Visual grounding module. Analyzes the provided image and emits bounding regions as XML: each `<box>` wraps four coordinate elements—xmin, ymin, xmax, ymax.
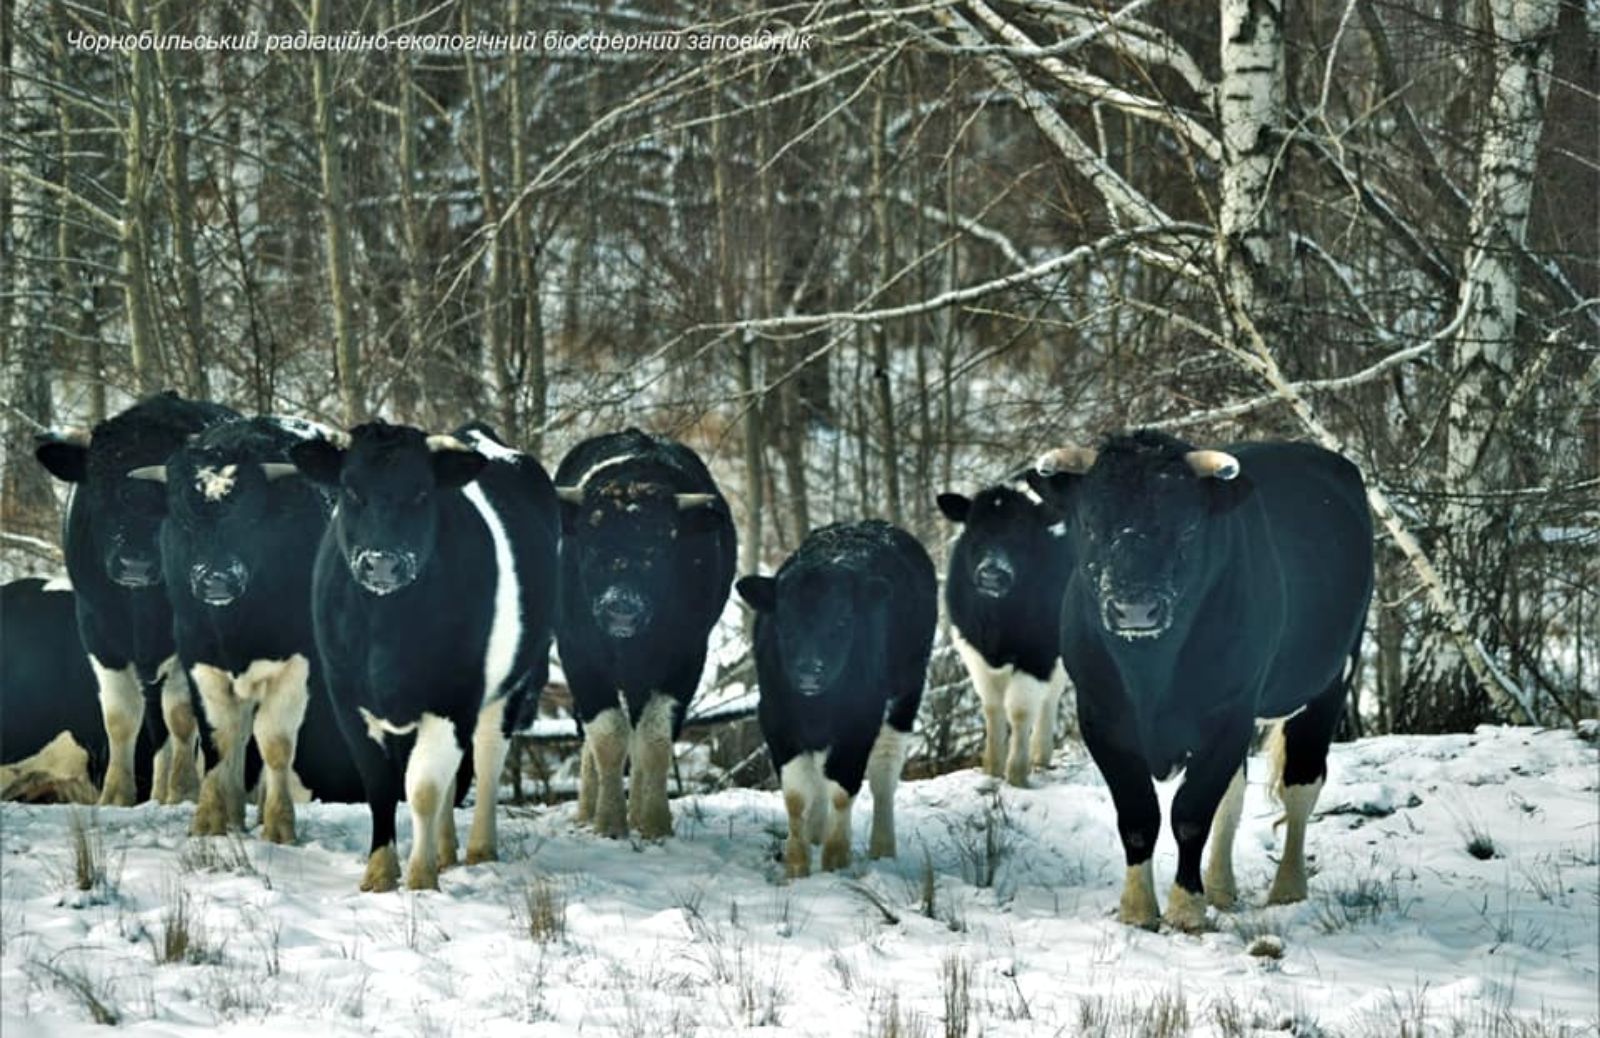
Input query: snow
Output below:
<box><xmin>2</xmin><ymin>725</ymin><xmax>1595</xmax><ymax>1036</ymax></box>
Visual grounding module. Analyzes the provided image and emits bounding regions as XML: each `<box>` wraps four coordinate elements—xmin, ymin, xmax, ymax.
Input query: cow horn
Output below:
<box><xmin>126</xmin><ymin>465</ymin><xmax>167</xmax><ymax>483</ymax></box>
<box><xmin>675</xmin><ymin>493</ymin><xmax>716</xmax><ymax>510</ymax></box>
<box><xmin>259</xmin><ymin>463</ymin><xmax>300</xmax><ymax>481</ymax></box>
<box><xmin>1035</xmin><ymin>446</ymin><xmax>1098</xmax><ymax>476</ymax></box>
<box><xmin>1184</xmin><ymin>450</ymin><xmax>1240</xmax><ymax>480</ymax></box>
<box><xmin>425</xmin><ymin>434</ymin><xmax>471</xmax><ymax>453</ymax></box>
<box><xmin>555</xmin><ymin>485</ymin><xmax>584</xmax><ymax>504</ymax></box>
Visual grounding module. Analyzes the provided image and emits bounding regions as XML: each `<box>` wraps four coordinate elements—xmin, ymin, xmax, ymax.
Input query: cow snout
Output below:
<box><xmin>351</xmin><ymin>549</ymin><xmax>417</xmax><ymax>596</ymax></box>
<box><xmin>190</xmin><ymin>559</ymin><xmax>248</xmax><ymax>606</ymax></box>
<box><xmin>1104</xmin><ymin>594</ymin><xmax>1169</xmax><ymax>636</ymax></box>
<box><xmin>109</xmin><ymin>552</ymin><xmax>161</xmax><ymax>588</ymax></box>
<box><xmin>595</xmin><ymin>587</ymin><xmax>650</xmax><ymax>638</ymax></box>
<box><xmin>791</xmin><ymin>657</ymin><xmax>828</xmax><ymax>696</ymax></box>
<box><xmin>972</xmin><ymin>552</ymin><xmax>1015</xmax><ymax>597</ymax></box>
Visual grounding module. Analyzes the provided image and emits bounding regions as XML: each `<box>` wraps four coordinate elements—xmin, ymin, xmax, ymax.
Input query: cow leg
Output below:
<box><xmin>779</xmin><ymin>752</ymin><xmax>824</xmax><ymax>878</ymax></box>
<box><xmin>90</xmin><ymin>659</ymin><xmax>143</xmax><ymax>806</ymax></box>
<box><xmin>158</xmin><ymin>658</ymin><xmax>202</xmax><ymax>804</ymax></box>
<box><xmin>1267</xmin><ymin>682</ymin><xmax>1345</xmax><ymax>905</ymax></box>
<box><xmin>821</xmin><ymin>746</ymin><xmax>870</xmax><ymax>873</ymax></box>
<box><xmin>575</xmin><ymin>740</ymin><xmax>597</xmax><ymax>824</ymax></box>
<box><xmin>628</xmin><ymin>694</ymin><xmax>677</xmax><ymax>840</ymax></box>
<box><xmin>191</xmin><ymin>664</ymin><xmax>251</xmax><ymax>835</ymax></box>
<box><xmin>466</xmin><ymin>697</ymin><xmax>508</xmax><ymax>864</ymax></box>
<box><xmin>344</xmin><ymin>727</ymin><xmax>401</xmax><ymax>894</ymax></box>
<box><xmin>1203</xmin><ymin>765</ymin><xmax>1246</xmax><ymax>909</ymax></box>
<box><xmin>436</xmin><ymin>780</ymin><xmax>459</xmax><ymax>870</ymax></box>
<box><xmin>404</xmin><ymin>713</ymin><xmax>464</xmax><ymax>890</ymax></box>
<box><xmin>866</xmin><ymin>724</ymin><xmax>907</xmax><ymax>859</ymax></box>
<box><xmin>584</xmin><ymin>707</ymin><xmax>631</xmax><ymax>838</ymax></box>
<box><xmin>1030</xmin><ymin>661</ymin><xmax>1067</xmax><ymax>769</ymax></box>
<box><xmin>953</xmin><ymin>633</ymin><xmax>1007</xmax><ymax>779</ymax></box>
<box><xmin>1003</xmin><ymin>670</ymin><xmax>1054</xmax><ymax>788</ymax></box>
<box><xmin>1081</xmin><ymin>701</ymin><xmax>1162</xmax><ymax>929</ymax></box>
<box><xmin>251</xmin><ymin>656</ymin><xmax>310</xmax><ymax>845</ymax></box>
<box><xmin>1166</xmin><ymin>723</ymin><xmax>1252</xmax><ymax>933</ymax></box>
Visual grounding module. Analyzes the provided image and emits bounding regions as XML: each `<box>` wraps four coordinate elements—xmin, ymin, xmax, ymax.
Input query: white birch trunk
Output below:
<box><xmin>1218</xmin><ymin>0</ymin><xmax>1286</xmax><ymax>328</ymax></box>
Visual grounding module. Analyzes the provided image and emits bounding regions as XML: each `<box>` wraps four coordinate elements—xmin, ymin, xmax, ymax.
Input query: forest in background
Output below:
<box><xmin>1</xmin><ymin>0</ymin><xmax>1595</xmax><ymax>745</ymax></box>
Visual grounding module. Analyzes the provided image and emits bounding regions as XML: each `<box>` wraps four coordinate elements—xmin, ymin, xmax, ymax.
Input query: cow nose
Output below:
<box><xmin>353</xmin><ymin>550</ymin><xmax>414</xmax><ymax>594</ymax></box>
<box><xmin>111</xmin><ymin>553</ymin><xmax>160</xmax><ymax>588</ymax></box>
<box><xmin>1108</xmin><ymin>595</ymin><xmax>1167</xmax><ymax>632</ymax></box>
<box><xmin>793</xmin><ymin>658</ymin><xmax>827</xmax><ymax>695</ymax></box>
<box><xmin>973</xmin><ymin>554</ymin><xmax>1014</xmax><ymax>597</ymax></box>
<box><xmin>597</xmin><ymin>588</ymin><xmax>649</xmax><ymax>637</ymax></box>
<box><xmin>190</xmin><ymin>561</ymin><xmax>246</xmax><ymax>606</ymax></box>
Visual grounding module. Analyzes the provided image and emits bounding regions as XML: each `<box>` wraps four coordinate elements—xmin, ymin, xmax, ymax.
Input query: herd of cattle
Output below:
<box><xmin>1</xmin><ymin>392</ymin><xmax>1373</xmax><ymax>932</ymax></box>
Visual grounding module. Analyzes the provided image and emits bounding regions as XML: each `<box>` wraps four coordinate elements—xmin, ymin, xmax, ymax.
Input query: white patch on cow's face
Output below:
<box><xmin>42</xmin><ymin>574</ymin><xmax>73</xmax><ymax>592</ymax></box>
<box><xmin>1049</xmin><ymin>521</ymin><xmax>1068</xmax><ymax>538</ymax></box>
<box><xmin>462</xmin><ymin>482</ymin><xmax>523</xmax><ymax>706</ymax></box>
<box><xmin>269</xmin><ymin>415</ymin><xmax>342</xmax><ymax>443</ymax></box>
<box><xmin>359</xmin><ymin>707</ymin><xmax>419</xmax><ymax>747</ymax></box>
<box><xmin>195</xmin><ymin>464</ymin><xmax>239</xmax><ymax>501</ymax></box>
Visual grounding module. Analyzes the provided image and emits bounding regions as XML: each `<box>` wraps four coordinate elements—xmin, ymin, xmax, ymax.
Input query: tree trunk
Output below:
<box><xmin>463</xmin><ymin>0</ymin><xmax>515</xmax><ymax>438</ymax></box>
<box><xmin>870</xmin><ymin>83</ymin><xmax>902</xmax><ymax>526</ymax></box>
<box><xmin>121</xmin><ymin>0</ymin><xmax>162</xmax><ymax>394</ymax></box>
<box><xmin>509</xmin><ymin>0</ymin><xmax>546</xmax><ymax>455</ymax></box>
<box><xmin>310</xmin><ymin>0</ymin><xmax>361</xmax><ymax>424</ymax></box>
<box><xmin>153</xmin><ymin>3</ymin><xmax>206</xmax><ymax>399</ymax></box>
<box><xmin>1408</xmin><ymin>0</ymin><xmax>1560</xmax><ymax>728</ymax></box>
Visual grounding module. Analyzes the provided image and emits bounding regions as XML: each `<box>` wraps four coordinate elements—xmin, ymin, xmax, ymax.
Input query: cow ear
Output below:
<box><xmin>735</xmin><ymin>575</ymin><xmax>777</xmax><ymax>613</ymax></box>
<box><xmin>35</xmin><ymin>435</ymin><xmax>89</xmax><ymax>483</ymax></box>
<box><xmin>1207</xmin><ymin>473</ymin><xmax>1255</xmax><ymax>515</ymax></box>
<box><xmin>288</xmin><ymin>437</ymin><xmax>346</xmax><ymax>486</ymax></box>
<box><xmin>432</xmin><ymin>449</ymin><xmax>488</xmax><ymax>489</ymax></box>
<box><xmin>936</xmin><ymin>493</ymin><xmax>970</xmax><ymax>523</ymax></box>
<box><xmin>1024</xmin><ymin>470</ymin><xmax>1078</xmax><ymax>514</ymax></box>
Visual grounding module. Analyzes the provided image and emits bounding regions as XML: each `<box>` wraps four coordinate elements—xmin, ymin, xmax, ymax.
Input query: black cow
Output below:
<box><xmin>1028</xmin><ymin>430</ymin><xmax>1373</xmax><ymax>931</ymax></box>
<box><xmin>129</xmin><ymin>416</ymin><xmax>364</xmax><ymax>842</ymax></box>
<box><xmin>35</xmin><ymin>392</ymin><xmax>239</xmax><ymax>805</ymax></box>
<box><xmin>553</xmin><ymin>429</ymin><xmax>736</xmax><ymax>840</ymax></box>
<box><xmin>937</xmin><ymin>479</ymin><xmax>1072</xmax><ymax>787</ymax></box>
<box><xmin>291</xmin><ymin>420</ymin><xmax>559</xmax><ymax>891</ymax></box>
<box><xmin>736</xmin><ymin>520</ymin><xmax>936</xmax><ymax>878</ymax></box>
<box><xmin>0</xmin><ymin>577</ymin><xmax>156</xmax><ymax>797</ymax></box>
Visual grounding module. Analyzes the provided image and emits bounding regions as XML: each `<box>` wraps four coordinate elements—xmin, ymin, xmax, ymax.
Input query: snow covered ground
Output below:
<box><xmin>1</xmin><ymin>725</ymin><xmax>1595</xmax><ymax>1037</ymax></box>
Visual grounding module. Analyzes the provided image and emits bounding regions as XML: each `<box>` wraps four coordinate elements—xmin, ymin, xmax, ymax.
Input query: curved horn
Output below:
<box><xmin>259</xmin><ymin>463</ymin><xmax>301</xmax><ymax>482</ymax></box>
<box><xmin>555</xmin><ymin>485</ymin><xmax>584</xmax><ymax>505</ymax></box>
<box><xmin>425</xmin><ymin>434</ymin><xmax>471</xmax><ymax>453</ymax></box>
<box><xmin>1035</xmin><ymin>445</ymin><xmax>1098</xmax><ymax>476</ymax></box>
<box><xmin>126</xmin><ymin>465</ymin><xmax>167</xmax><ymax>483</ymax></box>
<box><xmin>675</xmin><ymin>493</ymin><xmax>716</xmax><ymax>510</ymax></box>
<box><xmin>1184</xmin><ymin>450</ymin><xmax>1240</xmax><ymax>480</ymax></box>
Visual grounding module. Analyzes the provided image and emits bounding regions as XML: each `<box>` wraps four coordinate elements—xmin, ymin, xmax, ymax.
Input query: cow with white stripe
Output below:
<box><xmin>290</xmin><ymin>420</ymin><xmax>559</xmax><ymax>891</ymax></box>
<box><xmin>128</xmin><ymin>416</ymin><xmax>363</xmax><ymax>842</ymax></box>
<box><xmin>553</xmin><ymin>429</ymin><xmax>736</xmax><ymax>840</ymax></box>
<box><xmin>34</xmin><ymin>392</ymin><xmax>239</xmax><ymax>805</ymax></box>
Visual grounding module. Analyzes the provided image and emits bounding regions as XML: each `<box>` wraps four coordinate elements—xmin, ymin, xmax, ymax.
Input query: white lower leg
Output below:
<box><xmin>405</xmin><ymin>713</ymin><xmax>463</xmax><ymax>890</ymax></box>
<box><xmin>466</xmin><ymin>698</ymin><xmax>508</xmax><ymax>864</ymax></box>
<box><xmin>191</xmin><ymin>664</ymin><xmax>250</xmax><ymax>834</ymax></box>
<box><xmin>1205</xmin><ymin>766</ymin><xmax>1246</xmax><ymax>909</ymax></box>
<box><xmin>159</xmin><ymin>658</ymin><xmax>201</xmax><ymax>803</ymax></box>
<box><xmin>820</xmin><ymin>780</ymin><xmax>854</xmax><ymax>872</ymax></box>
<box><xmin>1268</xmin><ymin>779</ymin><xmax>1322</xmax><ymax>904</ymax></box>
<box><xmin>1120</xmin><ymin>860</ymin><xmax>1160</xmax><ymax>930</ymax></box>
<box><xmin>780</xmin><ymin>753</ymin><xmax>824</xmax><ymax>878</ymax></box>
<box><xmin>91</xmin><ymin>660</ymin><xmax>143</xmax><ymax>806</ymax></box>
<box><xmin>628</xmin><ymin>695</ymin><xmax>676</xmax><ymax>839</ymax></box>
<box><xmin>1003</xmin><ymin>671</ymin><xmax>1052</xmax><ymax>787</ymax></box>
<box><xmin>576</xmin><ymin>740</ymin><xmax>597</xmax><ymax>823</ymax></box>
<box><xmin>954</xmin><ymin>632</ymin><xmax>1007</xmax><ymax>779</ymax></box>
<box><xmin>1030</xmin><ymin>663</ymin><xmax>1067</xmax><ymax>768</ymax></box>
<box><xmin>866</xmin><ymin>726</ymin><xmax>905</xmax><ymax>859</ymax></box>
<box><xmin>250</xmin><ymin>656</ymin><xmax>309</xmax><ymax>845</ymax></box>
<box><xmin>585</xmin><ymin>707</ymin><xmax>631</xmax><ymax>838</ymax></box>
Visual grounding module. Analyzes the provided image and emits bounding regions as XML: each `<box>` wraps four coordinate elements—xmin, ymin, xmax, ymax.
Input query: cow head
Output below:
<box><xmin>1027</xmin><ymin>430</ymin><xmax>1250</xmax><ymax>641</ymax></box>
<box><xmin>35</xmin><ymin>400</ymin><xmax>217</xmax><ymax>590</ymax></box>
<box><xmin>128</xmin><ymin>430</ymin><xmax>304</xmax><ymax>608</ymax></box>
<box><xmin>736</xmin><ymin>567</ymin><xmax>891</xmax><ymax>697</ymax></box>
<box><xmin>289</xmin><ymin>421</ymin><xmax>486</xmax><ymax>596</ymax></box>
<box><xmin>555</xmin><ymin>479</ymin><xmax>722</xmax><ymax>640</ymax></box>
<box><xmin>936</xmin><ymin>484</ymin><xmax>1063</xmax><ymax>600</ymax></box>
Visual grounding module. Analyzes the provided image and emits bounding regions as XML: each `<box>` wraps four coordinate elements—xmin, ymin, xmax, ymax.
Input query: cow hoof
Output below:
<box><xmin>784</xmin><ymin>838</ymin><xmax>811</xmax><ymax>879</ymax></box>
<box><xmin>99</xmin><ymin>770</ymin><xmax>137</xmax><ymax>807</ymax></box>
<box><xmin>820</xmin><ymin>840</ymin><xmax>851</xmax><ymax>872</ymax></box>
<box><xmin>594</xmin><ymin>814</ymin><xmax>628</xmax><ymax>840</ymax></box>
<box><xmin>1005</xmin><ymin>768</ymin><xmax>1031</xmax><ymax>789</ymax></box>
<box><xmin>867</xmin><ymin>836</ymin><xmax>896</xmax><ymax>860</ymax></box>
<box><xmin>1162</xmin><ymin>884</ymin><xmax>1212</xmax><ymax>933</ymax></box>
<box><xmin>1207</xmin><ymin>885</ymin><xmax>1237</xmax><ymax>911</ymax></box>
<box><xmin>360</xmin><ymin>845</ymin><xmax>401</xmax><ymax>893</ymax></box>
<box><xmin>437</xmin><ymin>841</ymin><xmax>458</xmax><ymax>870</ymax></box>
<box><xmin>465</xmin><ymin>844</ymin><xmax>496</xmax><ymax>866</ymax></box>
<box><xmin>636</xmin><ymin>807</ymin><xmax>673</xmax><ymax>841</ymax></box>
<box><xmin>406</xmin><ymin>864</ymin><xmax>440</xmax><ymax>891</ymax></box>
<box><xmin>1266</xmin><ymin>879</ymin><xmax>1307</xmax><ymax>906</ymax></box>
<box><xmin>260</xmin><ymin>809</ymin><xmax>295</xmax><ymax>845</ymax></box>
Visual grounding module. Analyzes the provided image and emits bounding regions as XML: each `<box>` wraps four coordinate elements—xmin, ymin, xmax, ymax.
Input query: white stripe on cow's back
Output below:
<box><xmin>462</xmin><ymin>480</ymin><xmax>522</xmax><ymax>706</ymax></box>
<box><xmin>460</xmin><ymin>427</ymin><xmax>521</xmax><ymax>464</ymax></box>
